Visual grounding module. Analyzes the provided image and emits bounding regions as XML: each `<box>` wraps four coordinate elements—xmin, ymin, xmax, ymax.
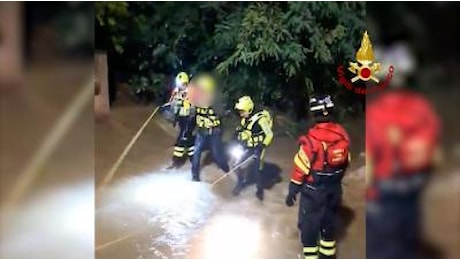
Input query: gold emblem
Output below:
<box><xmin>348</xmin><ymin>31</ymin><xmax>381</xmax><ymax>83</ymax></box>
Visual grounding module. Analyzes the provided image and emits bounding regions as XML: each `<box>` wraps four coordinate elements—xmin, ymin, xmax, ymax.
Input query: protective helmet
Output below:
<box><xmin>194</xmin><ymin>74</ymin><xmax>215</xmax><ymax>93</ymax></box>
<box><xmin>309</xmin><ymin>94</ymin><xmax>334</xmax><ymax>114</ymax></box>
<box><xmin>175</xmin><ymin>72</ymin><xmax>189</xmax><ymax>87</ymax></box>
<box><xmin>235</xmin><ymin>96</ymin><xmax>254</xmax><ymax>113</ymax></box>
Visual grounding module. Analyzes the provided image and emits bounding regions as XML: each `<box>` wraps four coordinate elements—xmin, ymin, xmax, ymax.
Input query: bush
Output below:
<box><xmin>96</xmin><ymin>2</ymin><xmax>366</xmax><ymax>119</ymax></box>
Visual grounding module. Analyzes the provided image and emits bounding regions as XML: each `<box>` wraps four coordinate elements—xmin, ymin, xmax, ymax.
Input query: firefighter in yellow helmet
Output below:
<box><xmin>232</xmin><ymin>96</ymin><xmax>273</xmax><ymax>200</ymax></box>
<box><xmin>166</xmin><ymin>71</ymin><xmax>196</xmax><ymax>169</ymax></box>
<box><xmin>190</xmin><ymin>74</ymin><xmax>229</xmax><ymax>181</ymax></box>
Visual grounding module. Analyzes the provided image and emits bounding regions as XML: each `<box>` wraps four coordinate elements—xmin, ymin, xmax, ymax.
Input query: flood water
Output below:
<box><xmin>95</xmin><ymin>103</ymin><xmax>366</xmax><ymax>259</ymax></box>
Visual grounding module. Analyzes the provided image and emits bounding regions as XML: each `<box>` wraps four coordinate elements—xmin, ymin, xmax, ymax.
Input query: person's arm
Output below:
<box><xmin>286</xmin><ymin>144</ymin><xmax>312</xmax><ymax>206</ymax></box>
<box><xmin>291</xmin><ymin>145</ymin><xmax>311</xmax><ymax>184</ymax></box>
<box><xmin>168</xmin><ymin>86</ymin><xmax>179</xmax><ymax>104</ymax></box>
<box><xmin>258</xmin><ymin>117</ymin><xmax>273</xmax><ymax>147</ymax></box>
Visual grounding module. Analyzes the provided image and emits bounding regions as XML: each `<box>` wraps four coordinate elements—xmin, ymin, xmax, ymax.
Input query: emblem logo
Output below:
<box><xmin>337</xmin><ymin>31</ymin><xmax>394</xmax><ymax>95</ymax></box>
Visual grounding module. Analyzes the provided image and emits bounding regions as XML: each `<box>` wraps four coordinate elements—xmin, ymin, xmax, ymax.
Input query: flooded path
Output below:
<box><xmin>95</xmin><ymin>102</ymin><xmax>366</xmax><ymax>259</ymax></box>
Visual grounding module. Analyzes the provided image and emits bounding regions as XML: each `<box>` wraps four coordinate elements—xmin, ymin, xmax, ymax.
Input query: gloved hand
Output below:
<box><xmin>285</xmin><ymin>194</ymin><xmax>297</xmax><ymax>207</ymax></box>
<box><xmin>159</xmin><ymin>103</ymin><xmax>170</xmax><ymax>113</ymax></box>
<box><xmin>285</xmin><ymin>182</ymin><xmax>301</xmax><ymax>206</ymax></box>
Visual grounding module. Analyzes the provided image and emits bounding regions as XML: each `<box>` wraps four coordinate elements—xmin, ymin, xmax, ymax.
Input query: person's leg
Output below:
<box><xmin>254</xmin><ymin>147</ymin><xmax>265</xmax><ymax>200</ymax></box>
<box><xmin>232</xmin><ymin>152</ymin><xmax>253</xmax><ymax>196</ymax></box>
<box><xmin>185</xmin><ymin>117</ymin><xmax>196</xmax><ymax>162</ymax></box>
<box><xmin>168</xmin><ymin>118</ymin><xmax>187</xmax><ymax>169</ymax></box>
<box><xmin>319</xmin><ymin>189</ymin><xmax>341</xmax><ymax>259</ymax></box>
<box><xmin>366</xmin><ymin>201</ymin><xmax>402</xmax><ymax>258</ymax></box>
<box><xmin>298</xmin><ymin>189</ymin><xmax>325</xmax><ymax>259</ymax></box>
<box><xmin>191</xmin><ymin>132</ymin><xmax>206</xmax><ymax>181</ymax></box>
<box><xmin>210</xmin><ymin>129</ymin><xmax>229</xmax><ymax>173</ymax></box>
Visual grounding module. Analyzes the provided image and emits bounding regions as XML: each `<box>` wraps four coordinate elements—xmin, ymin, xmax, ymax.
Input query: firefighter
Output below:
<box><xmin>232</xmin><ymin>96</ymin><xmax>273</xmax><ymax>200</ymax></box>
<box><xmin>285</xmin><ymin>94</ymin><xmax>350</xmax><ymax>259</ymax></box>
<box><xmin>190</xmin><ymin>74</ymin><xmax>229</xmax><ymax>182</ymax></box>
<box><xmin>166</xmin><ymin>72</ymin><xmax>196</xmax><ymax>169</ymax></box>
<box><xmin>366</xmin><ymin>90</ymin><xmax>440</xmax><ymax>258</ymax></box>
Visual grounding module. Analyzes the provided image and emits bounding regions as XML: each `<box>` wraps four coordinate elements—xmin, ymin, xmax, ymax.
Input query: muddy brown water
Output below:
<box><xmin>95</xmin><ymin>91</ymin><xmax>460</xmax><ymax>258</ymax></box>
<box><xmin>0</xmin><ymin>62</ymin><xmax>94</xmax><ymax>258</ymax></box>
<box><xmin>95</xmin><ymin>102</ymin><xmax>366</xmax><ymax>259</ymax></box>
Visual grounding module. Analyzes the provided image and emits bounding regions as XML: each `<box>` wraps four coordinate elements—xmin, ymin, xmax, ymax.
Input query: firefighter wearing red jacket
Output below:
<box><xmin>366</xmin><ymin>90</ymin><xmax>440</xmax><ymax>258</ymax></box>
<box><xmin>285</xmin><ymin>94</ymin><xmax>350</xmax><ymax>259</ymax></box>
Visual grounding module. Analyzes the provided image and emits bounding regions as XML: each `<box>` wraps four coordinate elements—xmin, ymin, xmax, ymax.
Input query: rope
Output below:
<box><xmin>98</xmin><ymin>105</ymin><xmax>164</xmax><ymax>190</ymax></box>
<box><xmin>210</xmin><ymin>154</ymin><xmax>254</xmax><ymax>186</ymax></box>
<box><xmin>2</xmin><ymin>78</ymin><xmax>94</xmax><ymax>209</ymax></box>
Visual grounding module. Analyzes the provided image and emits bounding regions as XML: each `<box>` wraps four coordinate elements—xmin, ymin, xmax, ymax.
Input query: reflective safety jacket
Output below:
<box><xmin>171</xmin><ymin>88</ymin><xmax>193</xmax><ymax>117</ymax></box>
<box><xmin>195</xmin><ymin>106</ymin><xmax>221</xmax><ymax>129</ymax></box>
<box><xmin>237</xmin><ymin>110</ymin><xmax>274</xmax><ymax>148</ymax></box>
<box><xmin>290</xmin><ymin>122</ymin><xmax>350</xmax><ymax>187</ymax></box>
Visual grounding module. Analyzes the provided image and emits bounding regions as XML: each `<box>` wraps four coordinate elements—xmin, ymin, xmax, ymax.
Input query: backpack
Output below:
<box><xmin>304</xmin><ymin>124</ymin><xmax>350</xmax><ymax>170</ymax></box>
<box><xmin>321</xmin><ymin>137</ymin><xmax>349</xmax><ymax>167</ymax></box>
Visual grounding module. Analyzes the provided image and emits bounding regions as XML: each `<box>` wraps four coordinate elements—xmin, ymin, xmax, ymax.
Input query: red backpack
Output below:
<box><xmin>301</xmin><ymin>123</ymin><xmax>350</xmax><ymax>171</ymax></box>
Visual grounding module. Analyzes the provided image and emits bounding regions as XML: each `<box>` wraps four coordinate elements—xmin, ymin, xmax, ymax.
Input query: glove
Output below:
<box><xmin>285</xmin><ymin>182</ymin><xmax>301</xmax><ymax>207</ymax></box>
<box><xmin>159</xmin><ymin>103</ymin><xmax>170</xmax><ymax>112</ymax></box>
<box><xmin>285</xmin><ymin>194</ymin><xmax>297</xmax><ymax>207</ymax></box>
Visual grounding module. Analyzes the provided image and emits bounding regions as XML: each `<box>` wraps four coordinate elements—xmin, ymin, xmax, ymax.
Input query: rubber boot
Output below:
<box><xmin>256</xmin><ymin>188</ymin><xmax>264</xmax><ymax>201</ymax></box>
<box><xmin>232</xmin><ymin>172</ymin><xmax>246</xmax><ymax>196</ymax></box>
<box><xmin>166</xmin><ymin>161</ymin><xmax>178</xmax><ymax>169</ymax></box>
<box><xmin>166</xmin><ymin>157</ymin><xmax>181</xmax><ymax>169</ymax></box>
<box><xmin>192</xmin><ymin>174</ymin><xmax>201</xmax><ymax>182</ymax></box>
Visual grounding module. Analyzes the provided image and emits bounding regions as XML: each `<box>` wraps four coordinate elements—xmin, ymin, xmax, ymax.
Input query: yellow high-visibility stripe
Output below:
<box><xmin>320</xmin><ymin>240</ymin><xmax>336</xmax><ymax>247</ymax></box>
<box><xmin>290</xmin><ymin>179</ymin><xmax>302</xmax><ymax>185</ymax></box>
<box><xmin>174</xmin><ymin>146</ymin><xmax>185</xmax><ymax>151</ymax></box>
<box><xmin>303</xmin><ymin>246</ymin><xmax>318</xmax><ymax>253</ymax></box>
<box><xmin>257</xmin><ymin>148</ymin><xmax>266</xmax><ymax>171</ymax></box>
<box><xmin>304</xmin><ymin>255</ymin><xmax>318</xmax><ymax>259</ymax></box>
<box><xmin>298</xmin><ymin>148</ymin><xmax>310</xmax><ymax>166</ymax></box>
<box><xmin>294</xmin><ymin>153</ymin><xmax>309</xmax><ymax>174</ymax></box>
<box><xmin>319</xmin><ymin>247</ymin><xmax>336</xmax><ymax>256</ymax></box>
<box><xmin>173</xmin><ymin>151</ymin><xmax>184</xmax><ymax>157</ymax></box>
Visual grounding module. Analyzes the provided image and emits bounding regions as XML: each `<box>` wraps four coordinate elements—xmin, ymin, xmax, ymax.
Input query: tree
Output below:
<box><xmin>95</xmin><ymin>2</ymin><xmax>366</xmax><ymax>119</ymax></box>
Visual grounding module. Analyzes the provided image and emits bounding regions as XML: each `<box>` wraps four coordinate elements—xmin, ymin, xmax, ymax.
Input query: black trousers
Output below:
<box><xmin>366</xmin><ymin>196</ymin><xmax>422</xmax><ymax>258</ymax></box>
<box><xmin>366</xmin><ymin>173</ymin><xmax>428</xmax><ymax>258</ymax></box>
<box><xmin>235</xmin><ymin>147</ymin><xmax>265</xmax><ymax>192</ymax></box>
<box><xmin>298</xmin><ymin>185</ymin><xmax>341</xmax><ymax>258</ymax></box>
<box><xmin>172</xmin><ymin>116</ymin><xmax>195</xmax><ymax>161</ymax></box>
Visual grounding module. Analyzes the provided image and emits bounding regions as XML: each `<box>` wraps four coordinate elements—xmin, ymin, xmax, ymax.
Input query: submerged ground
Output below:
<box><xmin>94</xmin><ymin>95</ymin><xmax>367</xmax><ymax>259</ymax></box>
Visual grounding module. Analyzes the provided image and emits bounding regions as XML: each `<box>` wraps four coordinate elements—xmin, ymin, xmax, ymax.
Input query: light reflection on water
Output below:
<box><xmin>201</xmin><ymin>214</ymin><xmax>261</xmax><ymax>259</ymax></box>
<box><xmin>1</xmin><ymin>181</ymin><xmax>94</xmax><ymax>258</ymax></box>
<box><xmin>98</xmin><ymin>168</ymin><xmax>218</xmax><ymax>258</ymax></box>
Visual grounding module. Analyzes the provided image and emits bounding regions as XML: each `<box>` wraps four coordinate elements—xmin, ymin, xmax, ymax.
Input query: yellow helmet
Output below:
<box><xmin>235</xmin><ymin>96</ymin><xmax>254</xmax><ymax>113</ymax></box>
<box><xmin>176</xmin><ymin>72</ymin><xmax>189</xmax><ymax>86</ymax></box>
<box><xmin>194</xmin><ymin>74</ymin><xmax>215</xmax><ymax>93</ymax></box>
